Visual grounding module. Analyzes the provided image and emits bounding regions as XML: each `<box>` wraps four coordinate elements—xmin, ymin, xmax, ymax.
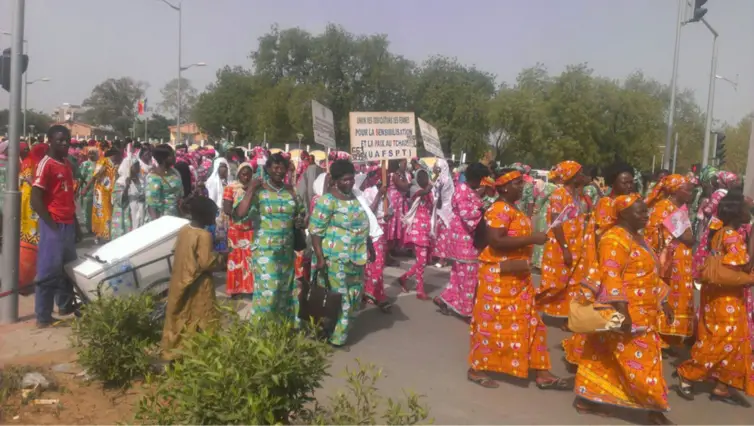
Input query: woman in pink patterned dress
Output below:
<box><xmin>431</xmin><ymin>158</ymin><xmax>455</xmax><ymax>267</ymax></box>
<box><xmin>399</xmin><ymin>169</ymin><xmax>434</xmax><ymax>299</ymax></box>
<box><xmin>434</xmin><ymin>163</ymin><xmax>491</xmax><ymax>319</ymax></box>
<box><xmin>360</xmin><ymin>167</ymin><xmax>390</xmax><ymax>309</ymax></box>
<box><xmin>386</xmin><ymin>159</ymin><xmax>411</xmax><ymax>258</ymax></box>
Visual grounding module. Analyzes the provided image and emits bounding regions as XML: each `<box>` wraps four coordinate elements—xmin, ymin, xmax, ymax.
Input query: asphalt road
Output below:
<box><xmin>75</xmin><ymin>241</ymin><xmax>752</xmax><ymax>424</ymax></box>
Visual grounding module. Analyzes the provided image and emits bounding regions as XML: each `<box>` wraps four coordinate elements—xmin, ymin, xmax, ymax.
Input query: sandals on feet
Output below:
<box><xmin>467</xmin><ymin>371</ymin><xmax>499</xmax><ymax>389</ymax></box>
<box><xmin>573</xmin><ymin>400</ymin><xmax>610</xmax><ymax>418</ymax></box>
<box><xmin>674</xmin><ymin>372</ymin><xmax>694</xmax><ymax>401</ymax></box>
<box><xmin>433</xmin><ymin>296</ymin><xmax>450</xmax><ymax>315</ymax></box>
<box><xmin>536</xmin><ymin>377</ymin><xmax>573</xmax><ymax>391</ymax></box>
<box><xmin>710</xmin><ymin>389</ymin><xmax>752</xmax><ymax>408</ymax></box>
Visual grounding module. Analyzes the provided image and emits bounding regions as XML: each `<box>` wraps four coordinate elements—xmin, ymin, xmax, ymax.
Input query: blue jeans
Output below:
<box><xmin>34</xmin><ymin>221</ymin><xmax>78</xmax><ymax>324</ymax></box>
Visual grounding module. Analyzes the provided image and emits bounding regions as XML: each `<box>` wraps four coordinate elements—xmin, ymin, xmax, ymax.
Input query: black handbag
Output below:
<box><xmin>299</xmin><ymin>267</ymin><xmax>342</xmax><ymax>326</ymax></box>
<box><xmin>293</xmin><ymin>227</ymin><xmax>307</xmax><ymax>252</ymax></box>
<box><xmin>473</xmin><ymin>217</ymin><xmax>488</xmax><ymax>250</ymax></box>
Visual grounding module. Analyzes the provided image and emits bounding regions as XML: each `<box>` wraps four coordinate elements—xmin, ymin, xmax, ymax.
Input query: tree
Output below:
<box><xmin>0</xmin><ymin>108</ymin><xmax>53</xmax><ymax>136</ymax></box>
<box><xmin>718</xmin><ymin>114</ymin><xmax>753</xmax><ymax>174</ymax></box>
<box><xmin>159</xmin><ymin>77</ymin><xmax>198</xmax><ymax>123</ymax></box>
<box><xmin>411</xmin><ymin>55</ymin><xmax>496</xmax><ymax>158</ymax></box>
<box><xmin>81</xmin><ymin>77</ymin><xmax>147</xmax><ymax>136</ymax></box>
<box><xmin>133</xmin><ymin>113</ymin><xmax>173</xmax><ymax>142</ymax></box>
<box><xmin>192</xmin><ymin>66</ymin><xmax>261</xmax><ymax>141</ymax></box>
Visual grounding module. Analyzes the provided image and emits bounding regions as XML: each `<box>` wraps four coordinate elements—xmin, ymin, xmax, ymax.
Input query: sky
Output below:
<box><xmin>0</xmin><ymin>0</ymin><xmax>752</xmax><ymax>127</ymax></box>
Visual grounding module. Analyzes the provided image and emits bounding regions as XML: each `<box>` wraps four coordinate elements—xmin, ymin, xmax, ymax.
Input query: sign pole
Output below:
<box><xmin>382</xmin><ymin>160</ymin><xmax>388</xmax><ymax>214</ymax></box>
<box><xmin>1</xmin><ymin>0</ymin><xmax>26</xmax><ymax>324</ymax></box>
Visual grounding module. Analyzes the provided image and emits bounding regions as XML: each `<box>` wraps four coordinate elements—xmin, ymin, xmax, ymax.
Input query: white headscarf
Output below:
<box><xmin>432</xmin><ymin>158</ymin><xmax>455</xmax><ymax>228</ymax></box>
<box><xmin>352</xmin><ymin>173</ymin><xmax>383</xmax><ymax>240</ymax></box>
<box><xmin>206</xmin><ymin>157</ymin><xmax>229</xmax><ymax>207</ymax></box>
<box><xmin>116</xmin><ymin>147</ymin><xmax>135</xmax><ymax>186</ymax></box>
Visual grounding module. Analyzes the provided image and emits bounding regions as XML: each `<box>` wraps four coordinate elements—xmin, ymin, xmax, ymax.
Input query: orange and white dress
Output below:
<box><xmin>677</xmin><ymin>227</ymin><xmax>754</xmax><ymax>396</ymax></box>
<box><xmin>574</xmin><ymin>226</ymin><xmax>670</xmax><ymax>412</ymax></box>
<box><xmin>645</xmin><ymin>198</ymin><xmax>694</xmax><ymax>347</ymax></box>
<box><xmin>535</xmin><ymin>186</ymin><xmax>587</xmax><ymax>317</ymax></box>
<box><xmin>563</xmin><ymin>195</ymin><xmax>616</xmax><ymax>365</ymax></box>
<box><xmin>469</xmin><ymin>200</ymin><xmax>550</xmax><ymax>377</ymax></box>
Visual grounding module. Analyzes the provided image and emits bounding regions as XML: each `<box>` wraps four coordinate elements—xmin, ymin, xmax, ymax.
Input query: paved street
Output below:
<box><xmin>1</xmin><ymin>242</ymin><xmax>749</xmax><ymax>424</ymax></box>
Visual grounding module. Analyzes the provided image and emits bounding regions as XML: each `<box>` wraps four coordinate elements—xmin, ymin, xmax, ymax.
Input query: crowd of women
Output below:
<box><xmin>4</xmin><ymin>132</ymin><xmax>753</xmax><ymax>422</ymax></box>
<box><xmin>463</xmin><ymin>160</ymin><xmax>754</xmax><ymax>424</ymax></box>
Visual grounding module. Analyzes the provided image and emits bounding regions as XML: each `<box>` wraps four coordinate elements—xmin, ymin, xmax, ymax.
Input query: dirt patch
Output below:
<box><xmin>1</xmin><ymin>351</ymin><xmax>143</xmax><ymax>425</ymax></box>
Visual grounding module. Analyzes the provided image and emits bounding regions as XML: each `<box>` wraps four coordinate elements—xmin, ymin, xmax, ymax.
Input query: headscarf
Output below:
<box><xmin>645</xmin><ymin>174</ymin><xmax>689</xmax><ymax>207</ymax></box>
<box><xmin>432</xmin><ymin>158</ymin><xmax>455</xmax><ymax>228</ymax></box>
<box><xmin>550</xmin><ymin>161</ymin><xmax>582</xmax><ymax>183</ymax></box>
<box><xmin>353</xmin><ymin>173</ymin><xmax>384</xmax><ymax>239</ymax></box>
<box><xmin>22</xmin><ymin>143</ymin><xmax>49</xmax><ymax>176</ymax></box>
<box><xmin>699</xmin><ymin>166</ymin><xmax>718</xmax><ymax>185</ymax></box>
<box><xmin>716</xmin><ymin>171</ymin><xmax>738</xmax><ymax>189</ymax></box>
<box><xmin>604</xmin><ymin>193</ymin><xmax>641</xmax><ymax>228</ymax></box>
<box><xmin>0</xmin><ymin>140</ymin><xmax>9</xmax><ymax>160</ymax></box>
<box><xmin>495</xmin><ymin>170</ymin><xmax>522</xmax><ymax>187</ymax></box>
<box><xmin>327</xmin><ymin>150</ymin><xmax>351</xmax><ymax>169</ymax></box>
<box><xmin>206</xmin><ymin>157</ymin><xmax>230</xmax><ymax>207</ymax></box>
<box><xmin>116</xmin><ymin>149</ymin><xmax>135</xmax><ymax>186</ymax></box>
<box><xmin>480</xmin><ymin>176</ymin><xmax>495</xmax><ymax>188</ymax></box>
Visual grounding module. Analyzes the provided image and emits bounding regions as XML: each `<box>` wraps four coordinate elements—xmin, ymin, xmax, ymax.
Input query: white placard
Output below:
<box><xmin>417</xmin><ymin>117</ymin><xmax>443</xmax><ymax>157</ymax></box>
<box><xmin>311</xmin><ymin>100</ymin><xmax>336</xmax><ymax>149</ymax></box>
<box><xmin>349</xmin><ymin>111</ymin><xmax>416</xmax><ymax>162</ymax></box>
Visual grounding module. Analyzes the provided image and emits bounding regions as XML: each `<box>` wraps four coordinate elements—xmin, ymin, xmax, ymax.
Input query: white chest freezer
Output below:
<box><xmin>65</xmin><ymin>216</ymin><xmax>190</xmax><ymax>301</ymax></box>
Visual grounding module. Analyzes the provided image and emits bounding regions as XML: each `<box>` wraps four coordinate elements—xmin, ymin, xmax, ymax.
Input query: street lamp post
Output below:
<box><xmin>24</xmin><ymin>77</ymin><xmax>50</xmax><ymax>137</ymax></box>
<box><xmin>159</xmin><ymin>0</ymin><xmax>206</xmax><ymax>145</ymax></box>
<box><xmin>699</xmin><ymin>19</ymin><xmax>719</xmax><ymax>168</ymax></box>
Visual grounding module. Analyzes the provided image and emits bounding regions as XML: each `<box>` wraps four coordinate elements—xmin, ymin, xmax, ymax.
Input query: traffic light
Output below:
<box><xmin>715</xmin><ymin>132</ymin><xmax>726</xmax><ymax>166</ymax></box>
<box><xmin>689</xmin><ymin>0</ymin><xmax>708</xmax><ymax>22</ymax></box>
<box><xmin>0</xmin><ymin>48</ymin><xmax>30</xmax><ymax>92</ymax></box>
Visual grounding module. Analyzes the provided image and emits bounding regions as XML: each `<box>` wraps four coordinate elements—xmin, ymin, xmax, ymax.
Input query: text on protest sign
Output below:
<box><xmin>349</xmin><ymin>112</ymin><xmax>416</xmax><ymax>162</ymax></box>
<box><xmin>311</xmin><ymin>100</ymin><xmax>336</xmax><ymax>149</ymax></box>
<box><xmin>417</xmin><ymin>117</ymin><xmax>443</xmax><ymax>158</ymax></box>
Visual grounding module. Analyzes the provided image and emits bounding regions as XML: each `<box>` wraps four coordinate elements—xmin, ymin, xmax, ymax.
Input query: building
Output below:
<box><xmin>51</xmin><ymin>121</ymin><xmax>118</xmax><ymax>140</ymax></box>
<box><xmin>168</xmin><ymin>122</ymin><xmax>207</xmax><ymax>144</ymax></box>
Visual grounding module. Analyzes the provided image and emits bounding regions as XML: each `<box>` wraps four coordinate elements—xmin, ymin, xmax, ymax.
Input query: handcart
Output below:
<box><xmin>65</xmin><ymin>216</ymin><xmax>190</xmax><ymax>315</ymax></box>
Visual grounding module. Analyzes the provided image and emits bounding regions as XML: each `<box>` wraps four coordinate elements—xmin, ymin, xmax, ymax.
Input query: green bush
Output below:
<box><xmin>134</xmin><ymin>315</ymin><xmax>332</xmax><ymax>425</ymax></box>
<box><xmin>301</xmin><ymin>360</ymin><xmax>432</xmax><ymax>425</ymax></box>
<box><xmin>70</xmin><ymin>293</ymin><xmax>162</xmax><ymax>387</ymax></box>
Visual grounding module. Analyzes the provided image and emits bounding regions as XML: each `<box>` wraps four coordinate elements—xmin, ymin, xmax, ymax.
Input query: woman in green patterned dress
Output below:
<box><xmin>310</xmin><ymin>159</ymin><xmax>370</xmax><ymax>349</ymax></box>
<box><xmin>235</xmin><ymin>153</ymin><xmax>306</xmax><ymax>324</ymax></box>
<box><xmin>76</xmin><ymin>148</ymin><xmax>98</xmax><ymax>233</ymax></box>
<box><xmin>531</xmin><ymin>176</ymin><xmax>558</xmax><ymax>269</ymax></box>
<box><xmin>145</xmin><ymin>144</ymin><xmax>184</xmax><ymax>221</ymax></box>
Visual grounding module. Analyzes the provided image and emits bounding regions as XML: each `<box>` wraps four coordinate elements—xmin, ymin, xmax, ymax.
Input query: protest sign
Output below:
<box><xmin>417</xmin><ymin>117</ymin><xmax>443</xmax><ymax>157</ymax></box>
<box><xmin>349</xmin><ymin>112</ymin><xmax>416</xmax><ymax>161</ymax></box>
<box><xmin>311</xmin><ymin>100</ymin><xmax>336</xmax><ymax>149</ymax></box>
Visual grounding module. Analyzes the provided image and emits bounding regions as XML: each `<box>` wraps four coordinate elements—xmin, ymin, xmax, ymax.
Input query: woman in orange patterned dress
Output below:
<box><xmin>535</xmin><ymin>161</ymin><xmax>590</xmax><ymax>322</ymax></box>
<box><xmin>676</xmin><ymin>190</ymin><xmax>754</xmax><ymax>407</ymax></box>
<box><xmin>573</xmin><ymin>195</ymin><xmax>674</xmax><ymax>425</ymax></box>
<box><xmin>468</xmin><ymin>169</ymin><xmax>570</xmax><ymax>390</ymax></box>
<box><xmin>644</xmin><ymin>174</ymin><xmax>695</xmax><ymax>352</ymax></box>
<box><xmin>563</xmin><ymin>162</ymin><xmax>636</xmax><ymax>366</ymax></box>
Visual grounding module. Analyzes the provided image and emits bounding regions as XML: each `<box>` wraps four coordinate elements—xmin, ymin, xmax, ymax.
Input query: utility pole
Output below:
<box><xmin>1</xmin><ymin>0</ymin><xmax>25</xmax><ymax>324</ymax></box>
<box><xmin>700</xmin><ymin>21</ymin><xmax>718</xmax><ymax>167</ymax></box>
<box><xmin>663</xmin><ymin>0</ymin><xmax>684</xmax><ymax>169</ymax></box>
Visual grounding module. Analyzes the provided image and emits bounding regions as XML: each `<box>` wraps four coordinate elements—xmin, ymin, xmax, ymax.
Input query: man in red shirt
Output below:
<box><xmin>31</xmin><ymin>125</ymin><xmax>82</xmax><ymax>327</ymax></box>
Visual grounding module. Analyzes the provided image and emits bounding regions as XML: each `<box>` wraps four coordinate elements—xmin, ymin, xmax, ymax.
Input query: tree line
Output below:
<box><xmin>72</xmin><ymin>23</ymin><xmax>752</xmax><ymax>173</ymax></box>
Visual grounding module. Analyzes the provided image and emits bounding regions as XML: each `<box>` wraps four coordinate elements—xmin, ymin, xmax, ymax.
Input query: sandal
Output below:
<box><xmin>397</xmin><ymin>277</ymin><xmax>409</xmax><ymax>293</ymax></box>
<box><xmin>710</xmin><ymin>389</ymin><xmax>752</xmax><ymax>408</ymax></box>
<box><xmin>674</xmin><ymin>372</ymin><xmax>694</xmax><ymax>401</ymax></box>
<box><xmin>376</xmin><ymin>301</ymin><xmax>392</xmax><ymax>313</ymax></box>
<box><xmin>573</xmin><ymin>400</ymin><xmax>610</xmax><ymax>418</ymax></box>
<box><xmin>467</xmin><ymin>371</ymin><xmax>499</xmax><ymax>389</ymax></box>
<box><xmin>433</xmin><ymin>297</ymin><xmax>450</xmax><ymax>315</ymax></box>
<box><xmin>536</xmin><ymin>377</ymin><xmax>573</xmax><ymax>391</ymax></box>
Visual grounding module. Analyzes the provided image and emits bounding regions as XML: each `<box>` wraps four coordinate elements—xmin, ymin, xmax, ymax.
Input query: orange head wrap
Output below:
<box><xmin>645</xmin><ymin>174</ymin><xmax>689</xmax><ymax>207</ymax></box>
<box><xmin>495</xmin><ymin>170</ymin><xmax>521</xmax><ymax>187</ymax></box>
<box><xmin>605</xmin><ymin>193</ymin><xmax>641</xmax><ymax>227</ymax></box>
<box><xmin>480</xmin><ymin>176</ymin><xmax>495</xmax><ymax>188</ymax></box>
<box><xmin>550</xmin><ymin>160</ymin><xmax>582</xmax><ymax>182</ymax></box>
